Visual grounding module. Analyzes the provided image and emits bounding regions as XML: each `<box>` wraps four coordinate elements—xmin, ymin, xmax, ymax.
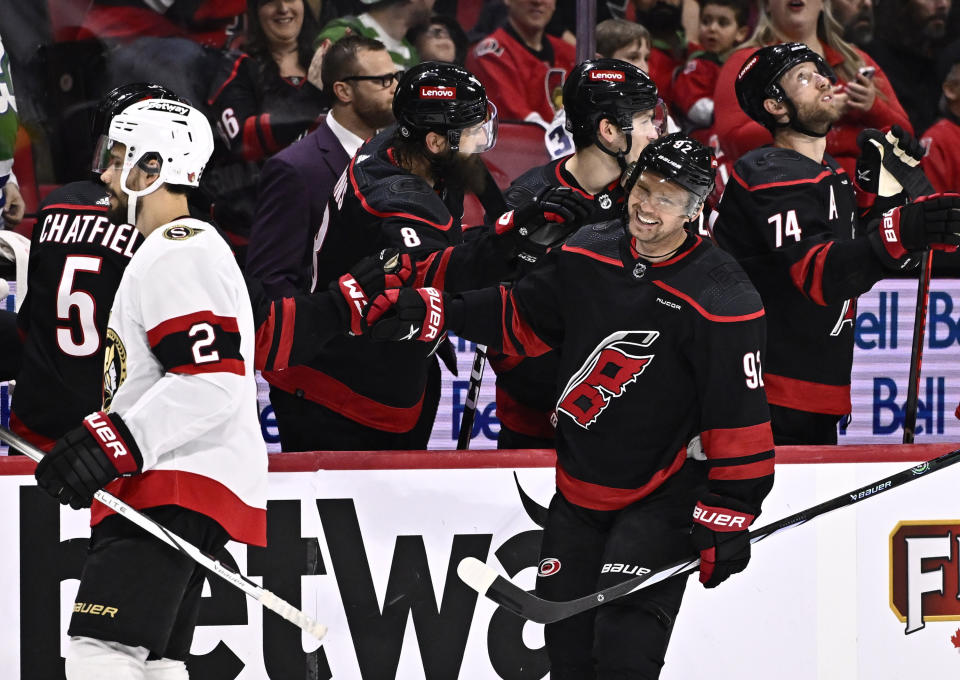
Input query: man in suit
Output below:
<box><xmin>247</xmin><ymin>34</ymin><xmax>398</xmax><ymax>297</ymax></box>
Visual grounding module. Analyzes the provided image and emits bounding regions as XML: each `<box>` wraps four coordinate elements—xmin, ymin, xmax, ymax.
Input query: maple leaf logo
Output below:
<box><xmin>951</xmin><ymin>629</ymin><xmax>960</xmax><ymax>649</ymax></box>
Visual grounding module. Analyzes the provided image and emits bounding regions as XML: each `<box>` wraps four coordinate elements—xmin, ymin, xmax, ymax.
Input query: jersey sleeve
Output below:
<box><xmin>117</xmin><ymin>245</ymin><xmax>250</xmax><ymax>468</ymax></box>
<box><xmin>694</xmin><ymin>299</ymin><xmax>774</xmax><ymax>512</ymax></box>
<box><xmin>717</xmin><ymin>175</ymin><xmax>887</xmax><ymax>305</ymax></box>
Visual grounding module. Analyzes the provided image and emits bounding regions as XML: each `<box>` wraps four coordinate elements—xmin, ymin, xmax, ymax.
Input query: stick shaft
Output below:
<box><xmin>457</xmin><ymin>343</ymin><xmax>487</xmax><ymax>450</ymax></box>
<box><xmin>903</xmin><ymin>250</ymin><xmax>933</xmax><ymax>443</ymax></box>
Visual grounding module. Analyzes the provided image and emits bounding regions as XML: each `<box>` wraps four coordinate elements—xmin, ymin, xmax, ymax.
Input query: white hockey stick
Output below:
<box><xmin>0</xmin><ymin>425</ymin><xmax>327</xmax><ymax>641</ymax></box>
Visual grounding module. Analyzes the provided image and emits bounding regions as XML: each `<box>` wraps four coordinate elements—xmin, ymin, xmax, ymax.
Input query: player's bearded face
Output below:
<box><xmin>780</xmin><ymin>63</ymin><xmax>844</xmax><ymax>133</ymax></box>
<box><xmin>99</xmin><ymin>144</ymin><xmax>131</xmax><ymax>225</ymax></box>
<box><xmin>427</xmin><ymin>146</ymin><xmax>488</xmax><ymax>195</ymax></box>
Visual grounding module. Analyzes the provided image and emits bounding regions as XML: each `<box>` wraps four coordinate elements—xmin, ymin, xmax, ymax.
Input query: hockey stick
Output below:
<box><xmin>457</xmin><ymin>343</ymin><xmax>488</xmax><ymax>450</ymax></box>
<box><xmin>903</xmin><ymin>249</ymin><xmax>933</xmax><ymax>443</ymax></box>
<box><xmin>458</xmin><ymin>446</ymin><xmax>960</xmax><ymax>624</ymax></box>
<box><xmin>0</xmin><ymin>425</ymin><xmax>327</xmax><ymax>641</ymax></box>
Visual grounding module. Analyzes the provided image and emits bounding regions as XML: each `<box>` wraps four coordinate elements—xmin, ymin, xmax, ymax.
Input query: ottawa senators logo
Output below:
<box><xmin>556</xmin><ymin>330</ymin><xmax>659</xmax><ymax>428</ymax></box>
<box><xmin>163</xmin><ymin>224</ymin><xmax>203</xmax><ymax>240</ymax></box>
<box><xmin>102</xmin><ymin>327</ymin><xmax>127</xmax><ymax>411</ymax></box>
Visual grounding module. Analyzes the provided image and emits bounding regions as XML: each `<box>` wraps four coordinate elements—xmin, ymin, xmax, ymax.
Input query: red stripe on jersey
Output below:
<box><xmin>415</xmin><ymin>247</ymin><xmax>454</xmax><ymax>288</ymax></box>
<box><xmin>789</xmin><ymin>242</ymin><xmax>834</xmax><ymax>305</ymax></box>
<box><xmin>495</xmin><ymin>385</ymin><xmax>555</xmax><ymax>439</ymax></box>
<box><xmin>9</xmin><ymin>412</ymin><xmax>57</xmax><ymax>452</ymax></box>
<box><xmin>349</xmin><ymin>157</ymin><xmax>454</xmax><ymax>231</ymax></box>
<box><xmin>701</xmin><ymin>422</ymin><xmax>774</xmax><ymax>459</ymax></box>
<box><xmin>273</xmin><ymin>297</ymin><xmax>296</xmax><ymax>370</ymax></box>
<box><xmin>765</xmin><ymin>372</ymin><xmax>851</xmax><ymax>415</ymax></box>
<box><xmin>708</xmin><ymin>457</ymin><xmax>775</xmax><ymax>481</ymax></box>
<box><xmin>264</xmin><ymin>366</ymin><xmax>426</xmax><ymax>432</ymax></box>
<box><xmin>733</xmin><ymin>167</ymin><xmax>834</xmax><ymax>191</ymax></box>
<box><xmin>651</xmin><ymin>235</ymin><xmax>703</xmax><ymax>267</ymax></box>
<box><xmin>92</xmin><ymin>469</ymin><xmax>267</xmax><ymax>547</ymax></box>
<box><xmin>652</xmin><ymin>280</ymin><xmax>765</xmax><ymax>322</ymax></box>
<box><xmin>243</xmin><ymin>115</ymin><xmax>267</xmax><ymax>161</ymax></box>
<box><xmin>254</xmin><ymin>301</ymin><xmax>277</xmax><ymax>372</ymax></box>
<box><xmin>43</xmin><ymin>203</ymin><xmax>108</xmax><ymax>213</ymax></box>
<box><xmin>259</xmin><ymin>113</ymin><xmax>279</xmax><ymax>154</ymax></box>
<box><xmin>560</xmin><ymin>244</ymin><xmax>624</xmax><ymax>267</ymax></box>
<box><xmin>501</xmin><ymin>287</ymin><xmax>552</xmax><ymax>357</ymax></box>
<box><xmin>146</xmin><ymin>311</ymin><xmax>240</xmax><ymax>348</ymax></box>
<box><xmin>556</xmin><ymin>448</ymin><xmax>687</xmax><ymax>511</ymax></box>
<box><xmin>489</xmin><ymin>353</ymin><xmax>523</xmax><ymax>372</ymax></box>
<box><xmin>168</xmin><ymin>358</ymin><xmax>245</xmax><ymax>376</ymax></box>
<box><xmin>208</xmin><ymin>53</ymin><xmax>248</xmax><ymax>105</ymax></box>
<box><xmin>555</xmin><ymin>156</ymin><xmax>592</xmax><ymax>198</ymax></box>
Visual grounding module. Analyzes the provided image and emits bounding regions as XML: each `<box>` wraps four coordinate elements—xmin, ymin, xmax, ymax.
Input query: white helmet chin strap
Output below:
<box><xmin>119</xmin><ymin>163</ymin><xmax>164</xmax><ymax>225</ymax></box>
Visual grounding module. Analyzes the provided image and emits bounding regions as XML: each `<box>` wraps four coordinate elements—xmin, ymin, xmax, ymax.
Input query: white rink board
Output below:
<box><xmin>2</xmin><ymin>456</ymin><xmax>960</xmax><ymax>679</ymax></box>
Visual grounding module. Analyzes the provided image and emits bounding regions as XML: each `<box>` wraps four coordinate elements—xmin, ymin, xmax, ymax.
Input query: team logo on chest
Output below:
<box><xmin>632</xmin><ymin>263</ymin><xmax>647</xmax><ymax>280</ymax></box>
<box><xmin>598</xmin><ymin>193</ymin><xmax>612</xmax><ymax>210</ymax></box>
<box><xmin>102</xmin><ymin>328</ymin><xmax>127</xmax><ymax>411</ymax></box>
<box><xmin>557</xmin><ymin>330</ymin><xmax>659</xmax><ymax>428</ymax></box>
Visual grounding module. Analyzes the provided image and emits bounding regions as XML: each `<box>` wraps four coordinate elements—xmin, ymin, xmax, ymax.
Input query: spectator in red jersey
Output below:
<box><xmin>595</xmin><ymin>19</ymin><xmax>653</xmax><ymax>73</ymax></box>
<box><xmin>712</xmin><ymin>0</ymin><xmax>912</xmax><ymax>199</ymax></box>
<box><xmin>921</xmin><ymin>39</ymin><xmax>960</xmax><ymax>193</ymax></box>
<box><xmin>70</xmin><ymin>0</ymin><xmax>245</xmax><ymax>47</ymax></box>
<box><xmin>672</xmin><ymin>0</ymin><xmax>752</xmax><ymax>142</ymax></box>
<box><xmin>634</xmin><ymin>0</ymin><xmax>690</xmax><ymax>106</ymax></box>
<box><xmin>203</xmin><ymin>0</ymin><xmax>328</xmax><ymax>264</ymax></box>
<box><xmin>466</xmin><ymin>0</ymin><xmax>576</xmax><ymax>123</ymax></box>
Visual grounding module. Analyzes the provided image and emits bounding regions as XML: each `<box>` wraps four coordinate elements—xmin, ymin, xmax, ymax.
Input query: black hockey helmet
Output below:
<box><xmin>623</xmin><ymin>133</ymin><xmax>717</xmax><ymax>214</ymax></box>
<box><xmin>91</xmin><ymin>83</ymin><xmax>185</xmax><ymax>140</ymax></box>
<box><xmin>735</xmin><ymin>43</ymin><xmax>836</xmax><ymax>134</ymax></box>
<box><xmin>393</xmin><ymin>61</ymin><xmax>496</xmax><ymax>152</ymax></box>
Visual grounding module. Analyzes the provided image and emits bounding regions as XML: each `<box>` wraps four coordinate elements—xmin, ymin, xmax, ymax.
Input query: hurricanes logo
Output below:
<box><xmin>102</xmin><ymin>328</ymin><xmax>127</xmax><ymax>410</ymax></box>
<box><xmin>538</xmin><ymin>558</ymin><xmax>561</xmax><ymax>577</ymax></box>
<box><xmin>163</xmin><ymin>224</ymin><xmax>203</xmax><ymax>240</ymax></box>
<box><xmin>557</xmin><ymin>330</ymin><xmax>659</xmax><ymax>428</ymax></box>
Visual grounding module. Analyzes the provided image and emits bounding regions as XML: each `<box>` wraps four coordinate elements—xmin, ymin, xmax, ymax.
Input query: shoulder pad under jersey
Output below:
<box><xmin>671</xmin><ymin>242</ymin><xmax>764</xmax><ymax>319</ymax></box>
<box><xmin>562</xmin><ymin>218</ymin><xmax>624</xmax><ymax>261</ymax></box>
<box><xmin>734</xmin><ymin>146</ymin><xmax>833</xmax><ymax>189</ymax></box>
<box><xmin>349</xmin><ymin>149</ymin><xmax>453</xmax><ymax>229</ymax></box>
<box><xmin>505</xmin><ymin>160</ymin><xmax>562</xmax><ymax>209</ymax></box>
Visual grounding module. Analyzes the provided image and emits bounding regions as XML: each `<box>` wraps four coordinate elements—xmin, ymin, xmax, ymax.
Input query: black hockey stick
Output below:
<box><xmin>457</xmin><ymin>343</ymin><xmax>488</xmax><ymax>449</ymax></box>
<box><xmin>0</xmin><ymin>425</ymin><xmax>328</xmax><ymax>640</ymax></box>
<box><xmin>458</xmin><ymin>447</ymin><xmax>960</xmax><ymax>624</ymax></box>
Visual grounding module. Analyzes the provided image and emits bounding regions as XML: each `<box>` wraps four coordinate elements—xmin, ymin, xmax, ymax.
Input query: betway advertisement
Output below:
<box><xmin>2</xmin><ymin>449</ymin><xmax>960</xmax><ymax>679</ymax></box>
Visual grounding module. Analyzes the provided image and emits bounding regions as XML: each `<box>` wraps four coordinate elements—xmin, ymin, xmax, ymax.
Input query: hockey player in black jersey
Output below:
<box><xmin>712</xmin><ymin>43</ymin><xmax>960</xmax><ymax>445</ymax></box>
<box><xmin>261</xmin><ymin>60</ymin><xmax>593</xmax><ymax>452</ymax></box>
<box><xmin>492</xmin><ymin>58</ymin><xmax>665</xmax><ymax>449</ymax></box>
<box><xmin>363</xmin><ymin>134</ymin><xmax>775</xmax><ymax>679</ymax></box>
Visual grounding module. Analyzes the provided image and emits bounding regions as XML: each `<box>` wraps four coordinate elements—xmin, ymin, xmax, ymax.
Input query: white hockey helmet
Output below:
<box><xmin>94</xmin><ymin>98</ymin><xmax>214</xmax><ymax>223</ymax></box>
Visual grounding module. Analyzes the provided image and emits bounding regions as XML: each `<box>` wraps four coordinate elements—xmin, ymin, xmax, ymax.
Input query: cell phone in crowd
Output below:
<box><xmin>858</xmin><ymin>66</ymin><xmax>876</xmax><ymax>80</ymax></box>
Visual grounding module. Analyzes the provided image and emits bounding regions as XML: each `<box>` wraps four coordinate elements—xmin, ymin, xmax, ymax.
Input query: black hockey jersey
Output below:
<box><xmin>491</xmin><ymin>154</ymin><xmax>624</xmax><ymax>441</ymax></box>
<box><xmin>12</xmin><ymin>182</ymin><xmax>141</xmax><ymax>448</ymax></box>
<box><xmin>712</xmin><ymin>148</ymin><xmax>888</xmax><ymax>416</ymax></box>
<box><xmin>263</xmin><ymin>128</ymin><xmax>516</xmax><ymax>432</ymax></box>
<box><xmin>454</xmin><ymin>224</ymin><xmax>774</xmax><ymax>512</ymax></box>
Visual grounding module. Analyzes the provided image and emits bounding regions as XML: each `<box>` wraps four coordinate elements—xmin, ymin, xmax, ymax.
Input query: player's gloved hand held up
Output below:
<box><xmin>870</xmin><ymin>193</ymin><xmax>960</xmax><ymax>264</ymax></box>
<box><xmin>496</xmin><ymin>186</ymin><xmax>594</xmax><ymax>263</ymax></box>
<box><xmin>363</xmin><ymin>287</ymin><xmax>446</xmax><ymax>342</ymax></box>
<box><xmin>331</xmin><ymin>248</ymin><xmax>414</xmax><ymax>335</ymax></box>
<box><xmin>689</xmin><ymin>493</ymin><xmax>755</xmax><ymax>588</ymax></box>
<box><xmin>856</xmin><ymin>125</ymin><xmax>927</xmax><ymax>198</ymax></box>
<box><xmin>35</xmin><ymin>412</ymin><xmax>143</xmax><ymax>509</ymax></box>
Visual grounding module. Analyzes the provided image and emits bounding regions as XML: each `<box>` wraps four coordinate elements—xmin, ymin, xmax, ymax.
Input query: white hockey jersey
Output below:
<box><xmin>92</xmin><ymin>218</ymin><xmax>267</xmax><ymax>546</ymax></box>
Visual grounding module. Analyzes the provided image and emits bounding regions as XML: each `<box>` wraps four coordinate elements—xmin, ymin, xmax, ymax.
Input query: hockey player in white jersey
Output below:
<box><xmin>33</xmin><ymin>98</ymin><xmax>267</xmax><ymax>679</ymax></box>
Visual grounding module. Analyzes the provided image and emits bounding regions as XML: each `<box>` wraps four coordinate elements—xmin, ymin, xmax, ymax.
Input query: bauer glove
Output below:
<box><xmin>689</xmin><ymin>493</ymin><xmax>755</xmax><ymax>588</ymax></box>
<box><xmin>856</xmin><ymin>126</ymin><xmax>928</xmax><ymax>198</ymax></box>
<box><xmin>496</xmin><ymin>186</ymin><xmax>593</xmax><ymax>264</ymax></box>
<box><xmin>869</xmin><ymin>193</ymin><xmax>960</xmax><ymax>265</ymax></box>
<box><xmin>363</xmin><ymin>287</ymin><xmax>446</xmax><ymax>342</ymax></box>
<box><xmin>35</xmin><ymin>412</ymin><xmax>143</xmax><ymax>510</ymax></box>
<box><xmin>331</xmin><ymin>248</ymin><xmax>414</xmax><ymax>335</ymax></box>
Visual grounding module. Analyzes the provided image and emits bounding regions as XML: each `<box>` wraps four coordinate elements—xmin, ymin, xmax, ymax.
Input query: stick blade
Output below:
<box><xmin>458</xmin><ymin>557</ymin><xmax>499</xmax><ymax>594</ymax></box>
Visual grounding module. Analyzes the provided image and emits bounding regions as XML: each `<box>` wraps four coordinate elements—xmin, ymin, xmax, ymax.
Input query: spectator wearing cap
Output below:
<box><xmin>247</xmin><ymin>35</ymin><xmax>398</xmax><ymax>298</ymax></box>
<box><xmin>406</xmin><ymin>14</ymin><xmax>469</xmax><ymax>65</ymax></box>
<box><xmin>867</xmin><ymin>0</ymin><xmax>954</xmax><ymax>134</ymax></box>
<box><xmin>314</xmin><ymin>0</ymin><xmax>434</xmax><ymax>70</ymax></box>
<box><xmin>466</xmin><ymin>0</ymin><xmax>576</xmax><ymax>123</ymax></box>
<box><xmin>921</xmin><ymin>39</ymin><xmax>960</xmax><ymax>193</ymax></box>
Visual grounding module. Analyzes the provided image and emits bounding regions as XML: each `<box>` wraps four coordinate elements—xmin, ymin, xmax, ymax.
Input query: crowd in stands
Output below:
<box><xmin>1</xmin><ymin>0</ymin><xmax>960</xmax><ymax>452</ymax></box>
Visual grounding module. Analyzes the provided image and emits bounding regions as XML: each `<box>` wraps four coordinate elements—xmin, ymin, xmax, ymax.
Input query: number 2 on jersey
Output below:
<box><xmin>56</xmin><ymin>255</ymin><xmax>103</xmax><ymax>357</ymax></box>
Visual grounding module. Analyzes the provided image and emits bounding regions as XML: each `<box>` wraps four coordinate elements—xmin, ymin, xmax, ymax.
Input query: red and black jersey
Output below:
<box><xmin>11</xmin><ymin>181</ymin><xmax>141</xmax><ymax>448</ymax></box>
<box><xmin>452</xmin><ymin>223</ymin><xmax>774</xmax><ymax>512</ymax></box>
<box><xmin>712</xmin><ymin>147</ymin><xmax>889</xmax><ymax>417</ymax></box>
<box><xmin>263</xmin><ymin>128</ymin><xmax>516</xmax><ymax>432</ymax></box>
<box><xmin>491</xmin><ymin>155</ymin><xmax>624</xmax><ymax>440</ymax></box>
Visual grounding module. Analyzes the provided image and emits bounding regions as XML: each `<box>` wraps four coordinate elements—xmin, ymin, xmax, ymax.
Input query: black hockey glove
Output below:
<box><xmin>363</xmin><ymin>287</ymin><xmax>446</xmax><ymax>342</ymax></box>
<box><xmin>330</xmin><ymin>248</ymin><xmax>414</xmax><ymax>335</ymax></box>
<box><xmin>689</xmin><ymin>494</ymin><xmax>756</xmax><ymax>588</ymax></box>
<box><xmin>856</xmin><ymin>126</ymin><xmax>928</xmax><ymax>198</ymax></box>
<box><xmin>496</xmin><ymin>186</ymin><xmax>594</xmax><ymax>264</ymax></box>
<box><xmin>35</xmin><ymin>412</ymin><xmax>143</xmax><ymax>510</ymax></box>
<box><xmin>869</xmin><ymin>194</ymin><xmax>960</xmax><ymax>266</ymax></box>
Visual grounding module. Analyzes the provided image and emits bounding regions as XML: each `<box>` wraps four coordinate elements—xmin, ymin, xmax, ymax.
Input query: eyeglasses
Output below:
<box><xmin>341</xmin><ymin>71</ymin><xmax>404</xmax><ymax>88</ymax></box>
<box><xmin>425</xmin><ymin>26</ymin><xmax>452</xmax><ymax>39</ymax></box>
